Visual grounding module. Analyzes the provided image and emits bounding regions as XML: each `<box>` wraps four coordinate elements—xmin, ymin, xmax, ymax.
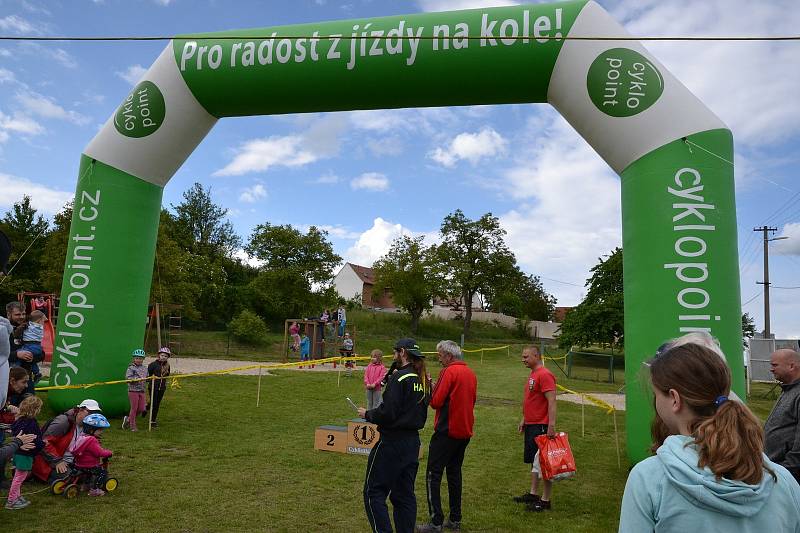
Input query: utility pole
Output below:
<box><xmin>754</xmin><ymin>226</ymin><xmax>778</xmax><ymax>339</ymax></box>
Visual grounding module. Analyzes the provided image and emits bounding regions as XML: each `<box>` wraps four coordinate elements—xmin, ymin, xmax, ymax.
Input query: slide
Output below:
<box><xmin>42</xmin><ymin>319</ymin><xmax>54</xmax><ymax>363</ymax></box>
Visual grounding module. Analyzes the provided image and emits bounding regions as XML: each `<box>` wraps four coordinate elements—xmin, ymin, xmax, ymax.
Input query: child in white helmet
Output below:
<box><xmin>122</xmin><ymin>349</ymin><xmax>147</xmax><ymax>432</ymax></box>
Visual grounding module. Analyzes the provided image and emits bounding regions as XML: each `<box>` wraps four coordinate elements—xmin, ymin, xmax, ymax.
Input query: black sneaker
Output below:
<box><xmin>526</xmin><ymin>499</ymin><xmax>551</xmax><ymax>512</ymax></box>
<box><xmin>443</xmin><ymin>519</ymin><xmax>461</xmax><ymax>531</ymax></box>
<box><xmin>415</xmin><ymin>524</ymin><xmax>442</xmax><ymax>533</ymax></box>
<box><xmin>513</xmin><ymin>493</ymin><xmax>539</xmax><ymax>504</ymax></box>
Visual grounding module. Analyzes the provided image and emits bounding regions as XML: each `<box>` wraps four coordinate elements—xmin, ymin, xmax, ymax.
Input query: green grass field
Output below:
<box><xmin>7</xmin><ymin>350</ymin><xmax>631</xmax><ymax>532</ymax></box>
<box><xmin>6</xmin><ymin>309</ymin><xmax>781</xmax><ymax>532</ymax></box>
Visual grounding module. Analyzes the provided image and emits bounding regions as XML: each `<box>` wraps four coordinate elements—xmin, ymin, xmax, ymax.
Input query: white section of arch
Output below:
<box><xmin>547</xmin><ymin>1</ymin><xmax>727</xmax><ymax>174</ymax></box>
<box><xmin>84</xmin><ymin>44</ymin><xmax>217</xmax><ymax>186</ymax></box>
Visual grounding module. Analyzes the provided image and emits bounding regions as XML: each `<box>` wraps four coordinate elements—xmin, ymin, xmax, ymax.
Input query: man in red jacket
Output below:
<box><xmin>416</xmin><ymin>340</ymin><xmax>477</xmax><ymax>533</ymax></box>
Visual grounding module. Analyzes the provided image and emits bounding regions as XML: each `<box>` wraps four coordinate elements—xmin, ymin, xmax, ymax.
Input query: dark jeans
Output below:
<box><xmin>149</xmin><ymin>386</ymin><xmax>166</xmax><ymax>421</ymax></box>
<box><xmin>426</xmin><ymin>432</ymin><xmax>470</xmax><ymax>526</ymax></box>
<box><xmin>364</xmin><ymin>435</ymin><xmax>420</xmax><ymax>533</ymax></box>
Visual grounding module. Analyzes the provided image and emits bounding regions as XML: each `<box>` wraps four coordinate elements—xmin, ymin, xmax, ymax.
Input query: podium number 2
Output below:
<box><xmin>327</xmin><ymin>434</ymin><xmax>335</xmax><ymax>446</ymax></box>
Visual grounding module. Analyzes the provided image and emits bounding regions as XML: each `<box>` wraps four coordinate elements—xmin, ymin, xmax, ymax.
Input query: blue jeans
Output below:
<box><xmin>338</xmin><ymin>319</ymin><xmax>346</xmax><ymax>337</ymax></box>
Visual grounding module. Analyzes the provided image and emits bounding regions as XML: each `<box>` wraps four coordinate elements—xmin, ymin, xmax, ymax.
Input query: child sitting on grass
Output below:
<box><xmin>364</xmin><ymin>350</ymin><xmax>387</xmax><ymax>409</ymax></box>
<box><xmin>6</xmin><ymin>396</ymin><xmax>44</xmax><ymax>510</ymax></box>
<box><xmin>72</xmin><ymin>414</ymin><xmax>112</xmax><ymax>497</ymax></box>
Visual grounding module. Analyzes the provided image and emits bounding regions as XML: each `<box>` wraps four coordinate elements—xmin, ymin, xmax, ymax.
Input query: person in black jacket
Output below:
<box><xmin>358</xmin><ymin>337</ymin><xmax>431</xmax><ymax>533</ymax></box>
<box><xmin>147</xmin><ymin>347</ymin><xmax>172</xmax><ymax>427</ymax></box>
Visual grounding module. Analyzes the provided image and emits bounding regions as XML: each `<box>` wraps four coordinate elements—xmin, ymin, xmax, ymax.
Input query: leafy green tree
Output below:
<box><xmin>228</xmin><ymin>309</ymin><xmax>269</xmax><ymax>345</ymax></box>
<box><xmin>435</xmin><ymin>209</ymin><xmax>517</xmax><ymax>336</ymax></box>
<box><xmin>172</xmin><ymin>183</ymin><xmax>241</xmax><ymax>257</ymax></box>
<box><xmin>557</xmin><ymin>247</ymin><xmax>624</xmax><ymax>349</ymax></box>
<box><xmin>484</xmin><ymin>267</ymin><xmax>556</xmax><ymax>321</ymax></box>
<box><xmin>0</xmin><ymin>196</ymin><xmax>50</xmax><ymax>302</ymax></box>
<box><xmin>742</xmin><ymin>312</ymin><xmax>756</xmax><ymax>346</ymax></box>
<box><xmin>245</xmin><ymin>224</ymin><xmax>341</xmax><ymax>285</ymax></box>
<box><xmin>372</xmin><ymin>236</ymin><xmax>441</xmax><ymax>334</ymax></box>
<box><xmin>39</xmin><ymin>202</ymin><xmax>73</xmax><ymax>294</ymax></box>
<box><xmin>245</xmin><ymin>223</ymin><xmax>340</xmax><ymax>320</ymax></box>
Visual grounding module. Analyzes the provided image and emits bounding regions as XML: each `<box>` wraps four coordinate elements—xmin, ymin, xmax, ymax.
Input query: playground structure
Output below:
<box><xmin>17</xmin><ymin>291</ymin><xmax>57</xmax><ymax>363</ymax></box>
<box><xmin>282</xmin><ymin>318</ymin><xmax>357</xmax><ymax>365</ymax></box>
<box><xmin>54</xmin><ymin>1</ymin><xmax>742</xmax><ymax>463</ymax></box>
<box><xmin>143</xmin><ymin>302</ymin><xmax>183</xmax><ymax>356</ymax></box>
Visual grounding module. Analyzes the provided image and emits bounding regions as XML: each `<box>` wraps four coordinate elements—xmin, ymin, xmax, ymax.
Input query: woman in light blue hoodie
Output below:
<box><xmin>619</xmin><ymin>341</ymin><xmax>800</xmax><ymax>533</ymax></box>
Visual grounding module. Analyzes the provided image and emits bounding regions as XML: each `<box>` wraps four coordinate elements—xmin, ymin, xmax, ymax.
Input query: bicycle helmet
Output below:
<box><xmin>82</xmin><ymin>413</ymin><xmax>110</xmax><ymax>429</ymax></box>
<box><xmin>132</xmin><ymin>348</ymin><xmax>146</xmax><ymax>358</ymax></box>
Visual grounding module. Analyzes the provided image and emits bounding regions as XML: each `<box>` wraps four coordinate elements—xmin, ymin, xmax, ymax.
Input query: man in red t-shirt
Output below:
<box><xmin>513</xmin><ymin>345</ymin><xmax>557</xmax><ymax>512</ymax></box>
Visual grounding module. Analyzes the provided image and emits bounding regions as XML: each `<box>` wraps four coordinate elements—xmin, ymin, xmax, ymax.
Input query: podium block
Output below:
<box><xmin>346</xmin><ymin>419</ymin><xmax>379</xmax><ymax>455</ymax></box>
<box><xmin>314</xmin><ymin>425</ymin><xmax>347</xmax><ymax>453</ymax></box>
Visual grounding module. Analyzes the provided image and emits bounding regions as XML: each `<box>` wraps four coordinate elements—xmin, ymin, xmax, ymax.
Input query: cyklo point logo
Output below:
<box><xmin>586</xmin><ymin>48</ymin><xmax>664</xmax><ymax>117</ymax></box>
<box><xmin>114</xmin><ymin>81</ymin><xmax>165</xmax><ymax>138</ymax></box>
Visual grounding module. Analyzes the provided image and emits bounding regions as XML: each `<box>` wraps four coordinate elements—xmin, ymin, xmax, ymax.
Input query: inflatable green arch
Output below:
<box><xmin>53</xmin><ymin>0</ymin><xmax>741</xmax><ymax>463</ymax></box>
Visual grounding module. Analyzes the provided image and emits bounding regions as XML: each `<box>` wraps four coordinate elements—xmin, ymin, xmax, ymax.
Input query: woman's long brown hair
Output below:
<box><xmin>649</xmin><ymin>343</ymin><xmax>773</xmax><ymax>484</ymax></box>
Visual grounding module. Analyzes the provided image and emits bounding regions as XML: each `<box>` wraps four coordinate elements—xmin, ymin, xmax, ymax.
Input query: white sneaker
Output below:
<box><xmin>121</xmin><ymin>415</ymin><xmax>129</xmax><ymax>429</ymax></box>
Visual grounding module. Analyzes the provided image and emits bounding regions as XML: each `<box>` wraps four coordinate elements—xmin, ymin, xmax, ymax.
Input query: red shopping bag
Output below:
<box><xmin>535</xmin><ymin>432</ymin><xmax>577</xmax><ymax>481</ymax></box>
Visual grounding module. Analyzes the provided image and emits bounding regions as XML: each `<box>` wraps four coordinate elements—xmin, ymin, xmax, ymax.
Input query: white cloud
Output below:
<box><xmin>774</xmin><ymin>223</ymin><xmax>800</xmax><ymax>256</ymax></box>
<box><xmin>215</xmin><ymin>135</ymin><xmax>316</xmax><ymax>176</ymax></box>
<box><xmin>351</xmin><ymin>172</ymin><xmax>389</xmax><ymax>192</ymax></box>
<box><xmin>367</xmin><ymin>135</ymin><xmax>404</xmax><ymax>156</ymax></box>
<box><xmin>153</xmin><ymin>0</ymin><xmax>175</xmax><ymax>5</ymax></box>
<box><xmin>47</xmin><ymin>48</ymin><xmax>77</xmax><ymax>69</ymax></box>
<box><xmin>16</xmin><ymin>91</ymin><xmax>90</xmax><ymax>125</ymax></box>
<box><xmin>215</xmin><ymin>115</ymin><xmax>346</xmax><ymax>176</ymax></box>
<box><xmin>239</xmin><ymin>183</ymin><xmax>267</xmax><ymax>204</ymax></box>
<box><xmin>417</xmin><ymin>0</ymin><xmax>519</xmax><ymax>12</ymax></box>
<box><xmin>0</xmin><ymin>15</ymin><xmax>36</xmax><ymax>34</ymax></box>
<box><xmin>233</xmin><ymin>249</ymin><xmax>265</xmax><ymax>268</ymax></box>
<box><xmin>429</xmin><ymin>127</ymin><xmax>507</xmax><ymax>167</ymax></box>
<box><xmin>116</xmin><ymin>65</ymin><xmax>147</xmax><ymax>85</ymax></box>
<box><xmin>614</xmin><ymin>0</ymin><xmax>800</xmax><ymax>149</ymax></box>
<box><xmin>0</xmin><ymin>68</ymin><xmax>15</xmax><ymax>83</ymax></box>
<box><xmin>0</xmin><ymin>49</ymin><xmax>11</xmax><ymax>57</ymax></box>
<box><xmin>495</xmin><ymin>112</ymin><xmax>622</xmax><ymax>306</ymax></box>
<box><xmin>0</xmin><ymin>110</ymin><xmax>44</xmax><ymax>136</ymax></box>
<box><xmin>314</xmin><ymin>172</ymin><xmax>340</xmax><ymax>184</ymax></box>
<box><xmin>318</xmin><ymin>225</ymin><xmax>361</xmax><ymax>240</ymax></box>
<box><xmin>345</xmin><ymin>218</ymin><xmax>415</xmax><ymax>266</ymax></box>
<box><xmin>0</xmin><ymin>173</ymin><xmax>73</xmax><ymax>214</ymax></box>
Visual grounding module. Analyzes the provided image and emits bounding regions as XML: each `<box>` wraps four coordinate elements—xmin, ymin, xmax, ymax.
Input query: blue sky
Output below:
<box><xmin>1</xmin><ymin>0</ymin><xmax>799</xmax><ymax>338</ymax></box>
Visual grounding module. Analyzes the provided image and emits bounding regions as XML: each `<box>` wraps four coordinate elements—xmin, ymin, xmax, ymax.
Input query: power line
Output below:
<box><xmin>538</xmin><ymin>275</ymin><xmax>584</xmax><ymax>288</ymax></box>
<box><xmin>2</xmin><ymin>34</ymin><xmax>800</xmax><ymax>43</ymax></box>
<box><xmin>742</xmin><ymin>291</ymin><xmax>762</xmax><ymax>307</ymax></box>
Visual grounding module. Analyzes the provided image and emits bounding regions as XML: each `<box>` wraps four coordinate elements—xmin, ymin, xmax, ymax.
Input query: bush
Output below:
<box><xmin>228</xmin><ymin>310</ymin><xmax>269</xmax><ymax>345</ymax></box>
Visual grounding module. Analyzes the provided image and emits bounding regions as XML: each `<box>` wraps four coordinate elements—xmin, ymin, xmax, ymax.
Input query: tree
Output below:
<box><xmin>434</xmin><ymin>210</ymin><xmax>517</xmax><ymax>336</ymax></box>
<box><xmin>172</xmin><ymin>183</ymin><xmax>241</xmax><ymax>257</ymax></box>
<box><xmin>372</xmin><ymin>236</ymin><xmax>440</xmax><ymax>334</ymax></box>
<box><xmin>742</xmin><ymin>312</ymin><xmax>756</xmax><ymax>347</ymax></box>
<box><xmin>39</xmin><ymin>202</ymin><xmax>73</xmax><ymax>293</ymax></box>
<box><xmin>245</xmin><ymin>223</ymin><xmax>341</xmax><ymax>320</ymax></box>
<box><xmin>557</xmin><ymin>247</ymin><xmax>624</xmax><ymax>349</ymax></box>
<box><xmin>245</xmin><ymin>223</ymin><xmax>341</xmax><ymax>286</ymax></box>
<box><xmin>483</xmin><ymin>267</ymin><xmax>556</xmax><ymax>321</ymax></box>
<box><xmin>0</xmin><ymin>196</ymin><xmax>51</xmax><ymax>302</ymax></box>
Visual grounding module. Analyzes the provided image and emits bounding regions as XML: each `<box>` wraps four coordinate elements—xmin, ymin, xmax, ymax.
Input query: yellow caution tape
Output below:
<box><xmin>556</xmin><ymin>384</ymin><xmax>616</xmax><ymax>414</ymax></box>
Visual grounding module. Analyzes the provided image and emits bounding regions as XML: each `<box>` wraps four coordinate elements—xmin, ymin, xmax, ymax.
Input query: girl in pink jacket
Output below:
<box><xmin>73</xmin><ymin>413</ymin><xmax>113</xmax><ymax>496</ymax></box>
<box><xmin>364</xmin><ymin>349</ymin><xmax>387</xmax><ymax>409</ymax></box>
